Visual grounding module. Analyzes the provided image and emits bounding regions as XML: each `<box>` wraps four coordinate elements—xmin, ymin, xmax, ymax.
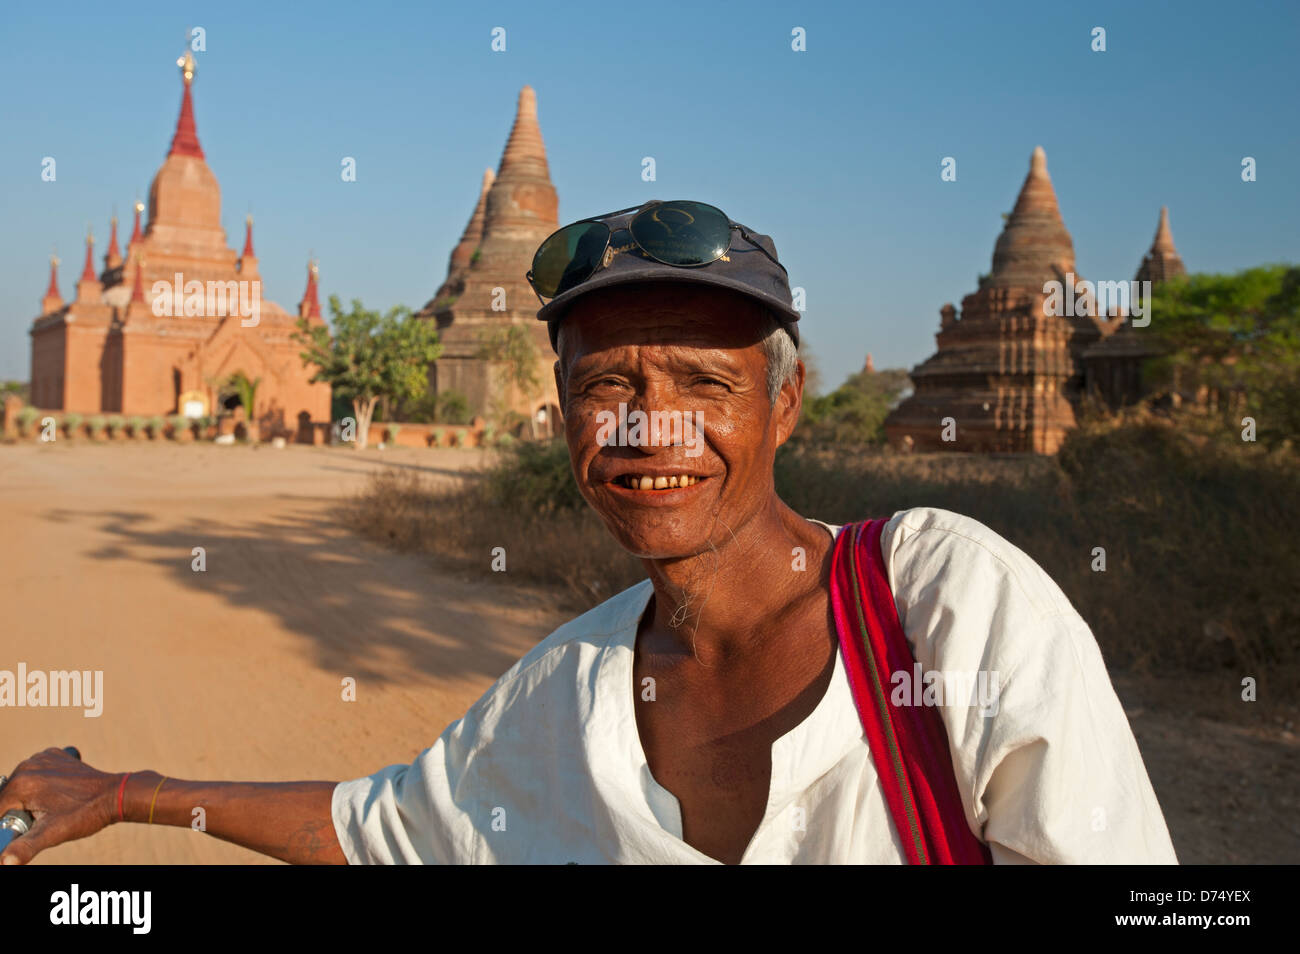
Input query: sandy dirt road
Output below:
<box><xmin>0</xmin><ymin>440</ymin><xmax>567</xmax><ymax>864</ymax></box>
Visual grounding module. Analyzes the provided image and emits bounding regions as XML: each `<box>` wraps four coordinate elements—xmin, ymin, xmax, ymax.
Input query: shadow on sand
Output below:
<box><xmin>41</xmin><ymin>500</ymin><xmax>556</xmax><ymax>688</ymax></box>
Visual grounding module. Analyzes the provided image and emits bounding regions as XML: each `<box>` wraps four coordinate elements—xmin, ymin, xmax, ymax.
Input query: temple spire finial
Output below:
<box><xmin>168</xmin><ymin>46</ymin><xmax>205</xmax><ymax>159</ymax></box>
<box><xmin>105</xmin><ymin>211</ymin><xmax>122</xmax><ymax>270</ymax></box>
<box><xmin>42</xmin><ymin>249</ymin><xmax>65</xmax><ymax>314</ymax></box>
<box><xmin>1152</xmin><ymin>205</ymin><xmax>1176</xmax><ymax>254</ymax></box>
<box><xmin>129</xmin><ymin>200</ymin><xmax>144</xmax><ymax>248</ymax></box>
<box><xmin>1030</xmin><ymin>145</ymin><xmax>1047</xmax><ymax>176</ymax></box>
<box><xmin>44</xmin><ymin>253</ymin><xmax>62</xmax><ymax>302</ymax></box>
<box><xmin>237</xmin><ymin>213</ymin><xmax>261</xmax><ymax>279</ymax></box>
<box><xmin>1015</xmin><ymin>146</ymin><xmax>1059</xmax><ymax>214</ymax></box>
<box><xmin>299</xmin><ymin>258</ymin><xmax>321</xmax><ymax>320</ymax></box>
<box><xmin>177</xmin><ymin>46</ymin><xmax>197</xmax><ymax>86</ymax></box>
<box><xmin>80</xmin><ymin>229</ymin><xmax>97</xmax><ymax>281</ymax></box>
<box><xmin>76</xmin><ymin>229</ymin><xmax>103</xmax><ymax>302</ymax></box>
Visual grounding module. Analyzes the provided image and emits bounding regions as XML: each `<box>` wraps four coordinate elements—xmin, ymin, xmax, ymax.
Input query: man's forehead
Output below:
<box><xmin>561</xmin><ymin>284</ymin><xmax>767</xmax><ymax>352</ymax></box>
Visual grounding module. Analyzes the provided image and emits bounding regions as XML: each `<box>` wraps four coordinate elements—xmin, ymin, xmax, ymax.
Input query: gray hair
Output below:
<box><xmin>554</xmin><ymin>310</ymin><xmax>798</xmax><ymax>405</ymax></box>
<box><xmin>757</xmin><ymin>312</ymin><xmax>799</xmax><ymax>404</ymax></box>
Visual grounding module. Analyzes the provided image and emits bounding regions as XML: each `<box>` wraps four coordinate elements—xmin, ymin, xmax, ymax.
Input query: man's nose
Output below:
<box><xmin>627</xmin><ymin>385</ymin><xmax>698</xmax><ymax>452</ymax></box>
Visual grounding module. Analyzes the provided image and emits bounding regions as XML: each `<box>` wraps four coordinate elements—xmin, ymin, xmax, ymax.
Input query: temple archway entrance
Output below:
<box><xmin>214</xmin><ymin>372</ymin><xmax>257</xmax><ymax>440</ymax></box>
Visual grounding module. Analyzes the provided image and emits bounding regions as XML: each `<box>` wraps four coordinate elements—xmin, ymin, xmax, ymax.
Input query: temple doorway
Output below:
<box><xmin>534</xmin><ymin>402</ymin><xmax>562</xmax><ymax>438</ymax></box>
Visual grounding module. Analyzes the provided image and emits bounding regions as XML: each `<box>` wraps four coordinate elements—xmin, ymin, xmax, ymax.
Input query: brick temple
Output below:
<box><xmin>28</xmin><ymin>50</ymin><xmax>330</xmax><ymax>437</ymax></box>
<box><xmin>885</xmin><ymin>147</ymin><xmax>1186</xmax><ymax>453</ymax></box>
<box><xmin>417</xmin><ymin>86</ymin><xmax>562</xmax><ymax>436</ymax></box>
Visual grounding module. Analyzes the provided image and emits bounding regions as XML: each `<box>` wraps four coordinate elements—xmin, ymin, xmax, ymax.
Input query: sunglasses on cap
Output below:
<box><xmin>526</xmin><ymin>199</ymin><xmax>788</xmax><ymax>304</ymax></box>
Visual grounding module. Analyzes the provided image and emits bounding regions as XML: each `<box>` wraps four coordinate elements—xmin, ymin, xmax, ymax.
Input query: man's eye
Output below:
<box><xmin>694</xmin><ymin>376</ymin><xmax>729</xmax><ymax>389</ymax></box>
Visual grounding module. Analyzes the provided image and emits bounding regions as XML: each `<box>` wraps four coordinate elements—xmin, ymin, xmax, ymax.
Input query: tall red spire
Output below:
<box><xmin>80</xmin><ymin>231</ymin><xmax>97</xmax><ymax>281</ymax></box>
<box><xmin>129</xmin><ymin>201</ymin><xmax>143</xmax><ymax>248</ymax></box>
<box><xmin>76</xmin><ymin>229</ymin><xmax>103</xmax><ymax>302</ymax></box>
<box><xmin>105</xmin><ymin>214</ymin><xmax>122</xmax><ymax>270</ymax></box>
<box><xmin>42</xmin><ymin>252</ymin><xmax>65</xmax><ymax>314</ymax></box>
<box><xmin>168</xmin><ymin>50</ymin><xmax>205</xmax><ymax>159</ymax></box>
<box><xmin>237</xmin><ymin>214</ymin><xmax>260</xmax><ymax>279</ymax></box>
<box><xmin>299</xmin><ymin>260</ymin><xmax>321</xmax><ymax>320</ymax></box>
<box><xmin>130</xmin><ymin>259</ymin><xmax>146</xmax><ymax>303</ymax></box>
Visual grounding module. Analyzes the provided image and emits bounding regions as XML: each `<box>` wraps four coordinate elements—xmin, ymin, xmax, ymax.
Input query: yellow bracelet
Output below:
<box><xmin>148</xmin><ymin>776</ymin><xmax>168</xmax><ymax>824</ymax></box>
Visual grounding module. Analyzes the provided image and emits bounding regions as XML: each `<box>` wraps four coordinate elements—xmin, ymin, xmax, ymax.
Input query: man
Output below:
<box><xmin>0</xmin><ymin>200</ymin><xmax>1176</xmax><ymax>865</ymax></box>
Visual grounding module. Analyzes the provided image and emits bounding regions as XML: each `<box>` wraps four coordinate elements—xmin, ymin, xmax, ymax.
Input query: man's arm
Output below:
<box><xmin>0</xmin><ymin>748</ymin><xmax>346</xmax><ymax>865</ymax></box>
<box><xmin>883</xmin><ymin>509</ymin><xmax>1179</xmax><ymax>863</ymax></box>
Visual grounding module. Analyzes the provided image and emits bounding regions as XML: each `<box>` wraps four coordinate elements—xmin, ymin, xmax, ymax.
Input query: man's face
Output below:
<box><xmin>555</xmin><ymin>283</ymin><xmax>803</xmax><ymax>560</ymax></box>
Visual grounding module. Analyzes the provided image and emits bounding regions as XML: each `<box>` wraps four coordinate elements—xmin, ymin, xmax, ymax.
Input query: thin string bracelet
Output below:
<box><xmin>116</xmin><ymin>773</ymin><xmax>131</xmax><ymax>822</ymax></box>
<box><xmin>148</xmin><ymin>777</ymin><xmax>168</xmax><ymax>825</ymax></box>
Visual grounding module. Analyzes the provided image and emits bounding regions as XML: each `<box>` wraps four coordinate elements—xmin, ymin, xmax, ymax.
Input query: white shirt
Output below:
<box><xmin>331</xmin><ymin>507</ymin><xmax>1178</xmax><ymax>864</ymax></box>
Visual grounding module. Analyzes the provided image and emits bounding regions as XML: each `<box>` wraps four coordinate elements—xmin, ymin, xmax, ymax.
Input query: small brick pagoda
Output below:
<box><xmin>884</xmin><ymin>147</ymin><xmax>1186</xmax><ymax>453</ymax></box>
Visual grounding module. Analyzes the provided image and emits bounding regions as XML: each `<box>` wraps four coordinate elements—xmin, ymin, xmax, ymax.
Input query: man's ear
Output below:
<box><xmin>553</xmin><ymin>360</ymin><xmax>564</xmax><ymax>408</ymax></box>
<box><xmin>773</xmin><ymin>359</ymin><xmax>805</xmax><ymax>448</ymax></box>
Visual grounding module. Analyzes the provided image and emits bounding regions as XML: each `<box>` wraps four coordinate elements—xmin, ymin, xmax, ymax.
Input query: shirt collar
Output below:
<box><xmin>586</xmin><ymin>519</ymin><xmax>864</xmax><ymax>849</ymax></box>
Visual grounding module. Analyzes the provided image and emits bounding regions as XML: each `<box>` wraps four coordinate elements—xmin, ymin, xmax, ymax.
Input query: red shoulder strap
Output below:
<box><xmin>829</xmin><ymin>519</ymin><xmax>992</xmax><ymax>865</ymax></box>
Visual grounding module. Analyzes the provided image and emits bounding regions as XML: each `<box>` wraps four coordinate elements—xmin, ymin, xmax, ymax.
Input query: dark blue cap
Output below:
<box><xmin>536</xmin><ymin>207</ymin><xmax>800</xmax><ymax>352</ymax></box>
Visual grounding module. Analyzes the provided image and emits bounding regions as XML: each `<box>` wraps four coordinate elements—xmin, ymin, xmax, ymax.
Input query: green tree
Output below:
<box><xmin>796</xmin><ymin>367</ymin><xmax>911</xmax><ymax>445</ymax></box>
<box><xmin>390</xmin><ymin>388</ymin><xmax>470</xmax><ymax>425</ymax></box>
<box><xmin>1147</xmin><ymin>265</ymin><xmax>1300</xmax><ymax>444</ymax></box>
<box><xmin>294</xmin><ymin>295</ymin><xmax>442</xmax><ymax>451</ymax></box>
<box><xmin>226</xmin><ymin>371</ymin><xmax>261</xmax><ymax>425</ymax></box>
<box><xmin>431</xmin><ymin>390</ymin><xmax>471</xmax><ymax>425</ymax></box>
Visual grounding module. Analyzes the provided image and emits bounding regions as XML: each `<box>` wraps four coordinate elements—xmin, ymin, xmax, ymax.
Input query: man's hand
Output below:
<box><xmin>0</xmin><ymin>747</ymin><xmax>120</xmax><ymax>865</ymax></box>
<box><xmin>0</xmin><ymin>749</ymin><xmax>346</xmax><ymax>865</ymax></box>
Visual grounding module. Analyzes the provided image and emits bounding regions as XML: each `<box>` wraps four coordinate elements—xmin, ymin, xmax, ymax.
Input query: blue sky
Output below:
<box><xmin>2</xmin><ymin>0</ymin><xmax>1297</xmax><ymax>387</ymax></box>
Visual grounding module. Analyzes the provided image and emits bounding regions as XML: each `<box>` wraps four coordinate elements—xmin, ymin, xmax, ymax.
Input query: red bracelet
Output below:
<box><xmin>117</xmin><ymin>773</ymin><xmax>131</xmax><ymax>822</ymax></box>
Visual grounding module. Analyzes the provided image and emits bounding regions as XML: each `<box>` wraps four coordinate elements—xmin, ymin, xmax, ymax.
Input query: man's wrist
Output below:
<box><xmin>97</xmin><ymin>772</ymin><xmax>128</xmax><ymax>828</ymax></box>
<box><xmin>118</xmin><ymin>770</ymin><xmax>164</xmax><ymax>825</ymax></box>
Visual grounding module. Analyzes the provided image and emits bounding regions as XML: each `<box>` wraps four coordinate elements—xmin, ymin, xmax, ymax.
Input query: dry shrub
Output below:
<box><xmin>1054</xmin><ymin>416</ymin><xmax>1298</xmax><ymax>676</ymax></box>
<box><xmin>345</xmin><ymin>462</ymin><xmax>643</xmax><ymax>607</ymax></box>
<box><xmin>347</xmin><ymin>429</ymin><xmax>1299</xmax><ymax>685</ymax></box>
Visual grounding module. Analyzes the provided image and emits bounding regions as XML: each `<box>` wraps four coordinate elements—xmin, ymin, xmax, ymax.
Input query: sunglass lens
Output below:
<box><xmin>630</xmin><ymin>201</ymin><xmax>731</xmax><ymax>266</ymax></box>
<box><xmin>531</xmin><ymin>222</ymin><xmax>610</xmax><ymax>298</ymax></box>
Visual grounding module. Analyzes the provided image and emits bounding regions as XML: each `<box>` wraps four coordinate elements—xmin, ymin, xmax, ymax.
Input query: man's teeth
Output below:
<box><xmin>619</xmin><ymin>475</ymin><xmax>699</xmax><ymax>489</ymax></box>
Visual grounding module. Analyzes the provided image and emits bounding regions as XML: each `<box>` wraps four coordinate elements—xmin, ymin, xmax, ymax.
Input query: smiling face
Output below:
<box><xmin>554</xmin><ymin>283</ymin><xmax>803</xmax><ymax>561</ymax></box>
